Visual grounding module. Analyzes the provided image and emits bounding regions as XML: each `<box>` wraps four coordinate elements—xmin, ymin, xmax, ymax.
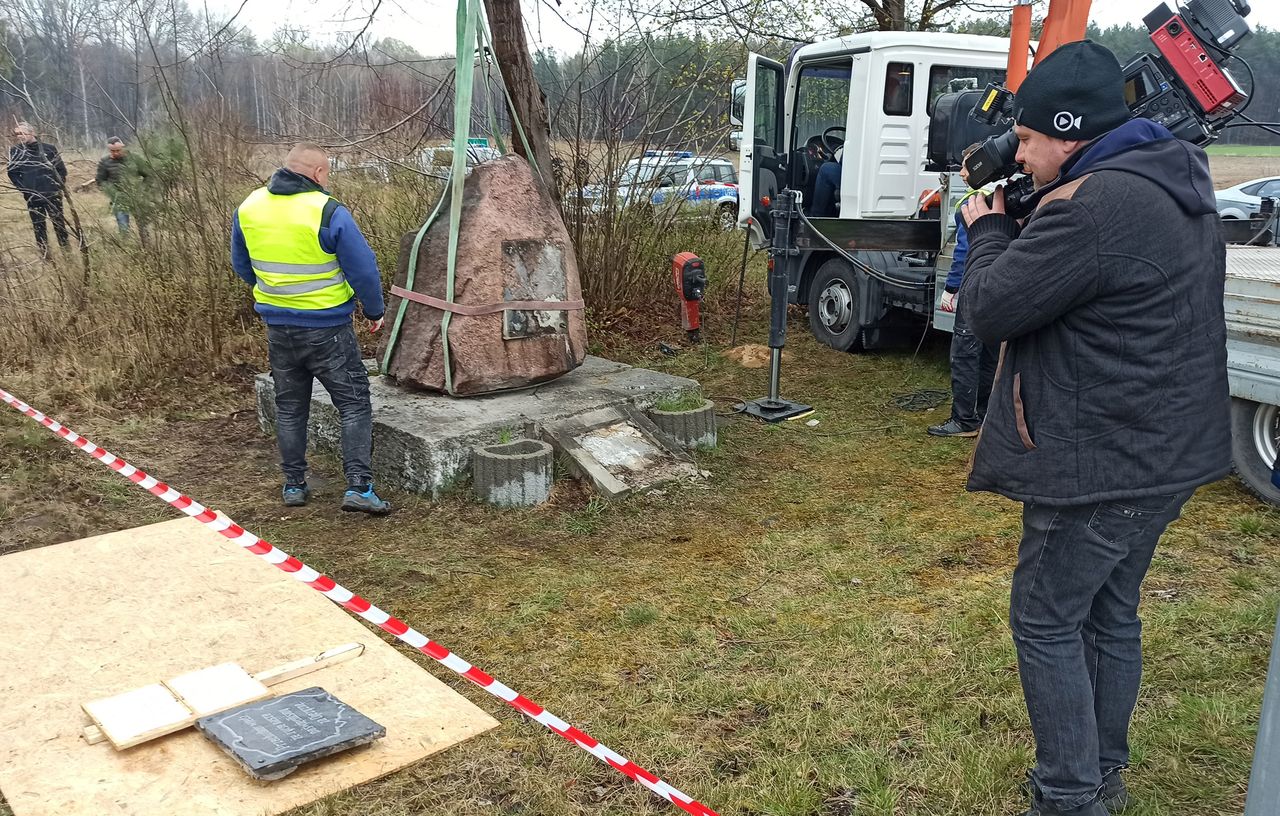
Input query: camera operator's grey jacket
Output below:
<box><xmin>960</xmin><ymin>119</ymin><xmax>1231</xmax><ymax>505</ymax></box>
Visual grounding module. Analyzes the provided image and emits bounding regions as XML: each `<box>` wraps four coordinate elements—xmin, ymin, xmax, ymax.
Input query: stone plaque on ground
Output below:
<box><xmin>196</xmin><ymin>687</ymin><xmax>385</xmax><ymax>780</ymax></box>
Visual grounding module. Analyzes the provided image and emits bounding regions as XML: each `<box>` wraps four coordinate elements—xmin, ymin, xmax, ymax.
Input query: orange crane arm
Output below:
<box><xmin>1007</xmin><ymin>0</ymin><xmax>1093</xmax><ymax>92</ymax></box>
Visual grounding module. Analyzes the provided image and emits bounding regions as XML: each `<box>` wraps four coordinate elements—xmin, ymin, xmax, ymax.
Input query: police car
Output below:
<box><xmin>577</xmin><ymin>150</ymin><xmax>739</xmax><ymax>228</ymax></box>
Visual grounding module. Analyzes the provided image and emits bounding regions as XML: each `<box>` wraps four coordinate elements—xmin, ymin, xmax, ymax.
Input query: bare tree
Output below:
<box><xmin>484</xmin><ymin>0</ymin><xmax>557</xmax><ymax>195</ymax></box>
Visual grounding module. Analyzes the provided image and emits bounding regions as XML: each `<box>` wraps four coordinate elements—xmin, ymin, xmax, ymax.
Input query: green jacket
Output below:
<box><xmin>95</xmin><ymin>153</ymin><xmax>148</xmax><ymax>201</ymax></box>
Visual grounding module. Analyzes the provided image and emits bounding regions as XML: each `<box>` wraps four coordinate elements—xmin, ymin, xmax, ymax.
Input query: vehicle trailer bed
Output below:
<box><xmin>1225</xmin><ymin>246</ymin><xmax>1280</xmax><ymax>505</ymax></box>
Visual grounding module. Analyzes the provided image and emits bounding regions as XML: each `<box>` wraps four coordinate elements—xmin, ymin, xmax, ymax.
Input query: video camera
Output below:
<box><xmin>928</xmin><ymin>0</ymin><xmax>1253</xmax><ymax>219</ymax></box>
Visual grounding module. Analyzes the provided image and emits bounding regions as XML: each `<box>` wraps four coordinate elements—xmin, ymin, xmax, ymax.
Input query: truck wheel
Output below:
<box><xmin>807</xmin><ymin>257</ymin><xmax>862</xmax><ymax>352</ymax></box>
<box><xmin>1231</xmin><ymin>398</ymin><xmax>1280</xmax><ymax>507</ymax></box>
<box><xmin>717</xmin><ymin>203</ymin><xmax>738</xmax><ymax>231</ymax></box>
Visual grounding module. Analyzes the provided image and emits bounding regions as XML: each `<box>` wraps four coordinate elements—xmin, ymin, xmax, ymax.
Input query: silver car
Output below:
<box><xmin>1217</xmin><ymin>176</ymin><xmax>1280</xmax><ymax>220</ymax></box>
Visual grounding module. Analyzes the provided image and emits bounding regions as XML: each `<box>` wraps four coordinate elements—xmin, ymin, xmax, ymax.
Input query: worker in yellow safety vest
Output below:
<box><xmin>231</xmin><ymin>142</ymin><xmax>390</xmax><ymax>514</ymax></box>
<box><xmin>928</xmin><ymin>143</ymin><xmax>998</xmax><ymax>439</ymax></box>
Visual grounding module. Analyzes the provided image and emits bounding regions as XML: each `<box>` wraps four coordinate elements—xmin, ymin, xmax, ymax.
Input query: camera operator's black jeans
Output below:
<box><xmin>948</xmin><ymin>302</ymin><xmax>996</xmax><ymax>430</ymax></box>
<box><xmin>1013</xmin><ymin>491</ymin><xmax>1192</xmax><ymax>810</ymax></box>
<box><xmin>267</xmin><ymin>323</ymin><xmax>373</xmax><ymax>488</ymax></box>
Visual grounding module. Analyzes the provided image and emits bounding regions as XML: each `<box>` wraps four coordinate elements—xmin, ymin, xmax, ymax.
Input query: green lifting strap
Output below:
<box><xmin>438</xmin><ymin>0</ymin><xmax>480</xmax><ymax>395</ymax></box>
<box><xmin>380</xmin><ymin>0</ymin><xmax>544</xmax><ymax>391</ymax></box>
<box><xmin>380</xmin><ymin>180</ymin><xmax>449</xmax><ymax>374</ymax></box>
<box><xmin>481</xmin><ymin>30</ymin><xmax>509</xmax><ymax>156</ymax></box>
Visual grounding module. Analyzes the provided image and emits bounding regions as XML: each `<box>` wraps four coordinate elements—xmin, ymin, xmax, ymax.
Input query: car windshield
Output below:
<box><xmin>619</xmin><ymin>159</ymin><xmax>689</xmax><ymax>186</ymax></box>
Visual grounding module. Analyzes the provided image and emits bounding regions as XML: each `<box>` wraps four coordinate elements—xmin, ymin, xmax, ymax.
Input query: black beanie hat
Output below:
<box><xmin>1013</xmin><ymin>40</ymin><xmax>1131</xmax><ymax>141</ymax></box>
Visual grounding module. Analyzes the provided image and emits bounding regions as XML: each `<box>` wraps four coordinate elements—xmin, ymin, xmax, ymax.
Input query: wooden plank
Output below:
<box><xmin>80</xmin><ymin>644</ymin><xmax>368</xmax><ymax>747</ymax></box>
<box><xmin>82</xmin><ymin>662</ymin><xmax>272</xmax><ymax>750</ymax></box>
<box><xmin>81</xmin><ymin>684</ymin><xmax>193</xmax><ymax>750</ymax></box>
<box><xmin>0</xmin><ymin>518</ymin><xmax>498</xmax><ymax>816</ymax></box>
<box><xmin>165</xmin><ymin>663</ymin><xmax>271</xmax><ymax>717</ymax></box>
<box><xmin>253</xmin><ymin>642</ymin><xmax>365</xmax><ymax>686</ymax></box>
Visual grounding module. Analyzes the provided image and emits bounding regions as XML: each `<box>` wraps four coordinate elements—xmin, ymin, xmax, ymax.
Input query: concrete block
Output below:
<box><xmin>471</xmin><ymin>439</ymin><xmax>554</xmax><ymax>507</ymax></box>
<box><xmin>255</xmin><ymin>356</ymin><xmax>699</xmax><ymax>497</ymax></box>
<box><xmin>648</xmin><ymin>399</ymin><xmax>717</xmax><ymax>450</ymax></box>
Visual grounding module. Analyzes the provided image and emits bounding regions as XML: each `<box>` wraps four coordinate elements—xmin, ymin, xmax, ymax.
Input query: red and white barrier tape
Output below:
<box><xmin>0</xmin><ymin>387</ymin><xmax>718</xmax><ymax>816</ymax></box>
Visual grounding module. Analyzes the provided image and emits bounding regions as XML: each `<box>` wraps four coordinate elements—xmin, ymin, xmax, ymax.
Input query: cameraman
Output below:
<box><xmin>959</xmin><ymin>41</ymin><xmax>1230</xmax><ymax>816</ymax></box>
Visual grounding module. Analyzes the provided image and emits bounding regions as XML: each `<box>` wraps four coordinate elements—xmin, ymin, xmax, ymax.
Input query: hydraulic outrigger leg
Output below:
<box><xmin>741</xmin><ymin>190</ymin><xmax>813</xmax><ymax>423</ymax></box>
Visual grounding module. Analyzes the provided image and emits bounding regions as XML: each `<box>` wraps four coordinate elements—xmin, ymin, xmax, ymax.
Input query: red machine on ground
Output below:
<box><xmin>671</xmin><ymin>252</ymin><xmax>706</xmax><ymax>344</ymax></box>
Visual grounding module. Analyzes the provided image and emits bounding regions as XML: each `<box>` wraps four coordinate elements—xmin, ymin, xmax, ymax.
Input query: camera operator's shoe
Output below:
<box><xmin>1020</xmin><ymin>796</ymin><xmax>1109</xmax><ymax>816</ymax></box>
<box><xmin>1101</xmin><ymin>769</ymin><xmax>1130</xmax><ymax>812</ymax></box>
<box><xmin>927</xmin><ymin>418</ymin><xmax>980</xmax><ymax>438</ymax></box>
<box><xmin>282</xmin><ymin>482</ymin><xmax>310</xmax><ymax>507</ymax></box>
<box><xmin>341</xmin><ymin>483</ymin><xmax>392</xmax><ymax>515</ymax></box>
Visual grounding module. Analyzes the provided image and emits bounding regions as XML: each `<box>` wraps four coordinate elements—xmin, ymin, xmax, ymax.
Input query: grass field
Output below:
<box><xmin>1206</xmin><ymin>144</ymin><xmax>1280</xmax><ymax>157</ymax></box>
<box><xmin>1</xmin><ymin>143</ymin><xmax>1277</xmax><ymax>814</ymax></box>
<box><xmin>1</xmin><ymin>323</ymin><xmax>1276</xmax><ymax>816</ymax></box>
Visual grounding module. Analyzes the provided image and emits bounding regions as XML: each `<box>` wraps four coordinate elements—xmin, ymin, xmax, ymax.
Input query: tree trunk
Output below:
<box><xmin>865</xmin><ymin>0</ymin><xmax>909</xmax><ymax>30</ymax></box>
<box><xmin>78</xmin><ymin>54</ymin><xmax>90</xmax><ymax>146</ymax></box>
<box><xmin>482</xmin><ymin>0</ymin><xmax>557</xmax><ymax>201</ymax></box>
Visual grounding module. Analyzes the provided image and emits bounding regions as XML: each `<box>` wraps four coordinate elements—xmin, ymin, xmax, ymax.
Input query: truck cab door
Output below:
<box><xmin>736</xmin><ymin>53</ymin><xmax>785</xmax><ymax>245</ymax></box>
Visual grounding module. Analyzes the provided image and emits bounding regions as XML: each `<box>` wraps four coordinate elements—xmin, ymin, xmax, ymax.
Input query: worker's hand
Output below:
<box><xmin>961</xmin><ymin>185</ymin><xmax>1005</xmax><ymax>227</ymax></box>
<box><xmin>367</xmin><ymin>316</ymin><xmax>385</xmax><ymax>333</ymax></box>
<box><xmin>940</xmin><ymin>291</ymin><xmax>957</xmax><ymax>313</ymax></box>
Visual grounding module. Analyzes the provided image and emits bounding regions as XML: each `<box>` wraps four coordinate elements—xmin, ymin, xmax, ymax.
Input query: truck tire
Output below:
<box><xmin>717</xmin><ymin>203</ymin><xmax>738</xmax><ymax>231</ymax></box>
<box><xmin>807</xmin><ymin>257</ymin><xmax>863</xmax><ymax>351</ymax></box>
<box><xmin>1230</xmin><ymin>398</ymin><xmax>1280</xmax><ymax>507</ymax></box>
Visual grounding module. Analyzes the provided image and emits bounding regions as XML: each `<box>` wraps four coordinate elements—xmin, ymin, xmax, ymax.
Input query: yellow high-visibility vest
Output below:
<box><xmin>237</xmin><ymin>188</ymin><xmax>354</xmax><ymax>311</ymax></box>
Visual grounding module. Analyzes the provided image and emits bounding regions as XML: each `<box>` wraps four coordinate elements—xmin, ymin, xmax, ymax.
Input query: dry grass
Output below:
<box><xmin>1208</xmin><ymin>154</ymin><xmax>1280</xmax><ymax>188</ymax></box>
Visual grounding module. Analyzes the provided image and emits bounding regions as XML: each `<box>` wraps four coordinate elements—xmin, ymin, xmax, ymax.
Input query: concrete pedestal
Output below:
<box><xmin>255</xmin><ymin>357</ymin><xmax>700</xmax><ymax>497</ymax></box>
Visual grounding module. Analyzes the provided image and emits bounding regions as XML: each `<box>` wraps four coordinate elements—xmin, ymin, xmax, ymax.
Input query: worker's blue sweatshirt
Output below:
<box><xmin>230</xmin><ymin>169</ymin><xmax>385</xmax><ymax>327</ymax></box>
<box><xmin>944</xmin><ymin>211</ymin><xmax>970</xmax><ymax>293</ymax></box>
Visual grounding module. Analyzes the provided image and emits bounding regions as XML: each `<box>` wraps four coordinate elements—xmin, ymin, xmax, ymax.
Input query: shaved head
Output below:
<box><xmin>285</xmin><ymin>143</ymin><xmax>330</xmax><ymax>186</ymax></box>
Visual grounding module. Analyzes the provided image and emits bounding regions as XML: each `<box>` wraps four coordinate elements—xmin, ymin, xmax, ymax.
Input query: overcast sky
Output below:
<box><xmin>215</xmin><ymin>0</ymin><xmax>1280</xmax><ymax>58</ymax></box>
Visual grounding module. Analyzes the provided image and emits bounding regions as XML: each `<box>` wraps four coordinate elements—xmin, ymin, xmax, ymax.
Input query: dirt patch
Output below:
<box><xmin>1209</xmin><ymin>154</ymin><xmax>1280</xmax><ymax>188</ymax></box>
<box><xmin>724</xmin><ymin>344</ymin><xmax>793</xmax><ymax>369</ymax></box>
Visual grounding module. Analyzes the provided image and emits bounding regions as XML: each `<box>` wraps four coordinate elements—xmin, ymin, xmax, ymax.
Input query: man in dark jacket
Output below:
<box><xmin>959</xmin><ymin>42</ymin><xmax>1231</xmax><ymax>816</ymax></box>
<box><xmin>6</xmin><ymin>121</ymin><xmax>70</xmax><ymax>257</ymax></box>
<box><xmin>87</xmin><ymin>137</ymin><xmax>150</xmax><ymax>235</ymax></box>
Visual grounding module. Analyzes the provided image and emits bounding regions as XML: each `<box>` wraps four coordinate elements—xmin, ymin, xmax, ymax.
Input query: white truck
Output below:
<box><xmin>732</xmin><ymin>30</ymin><xmax>1280</xmax><ymax>505</ymax></box>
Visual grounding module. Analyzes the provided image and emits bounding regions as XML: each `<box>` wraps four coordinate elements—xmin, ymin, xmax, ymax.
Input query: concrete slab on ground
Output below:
<box><xmin>543</xmin><ymin>405</ymin><xmax>698</xmax><ymax>499</ymax></box>
<box><xmin>255</xmin><ymin>356</ymin><xmax>700</xmax><ymax>497</ymax></box>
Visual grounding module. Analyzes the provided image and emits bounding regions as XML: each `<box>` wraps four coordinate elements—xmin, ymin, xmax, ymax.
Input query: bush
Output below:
<box><xmin>0</xmin><ymin>140</ymin><xmax>761</xmax><ymax>404</ymax></box>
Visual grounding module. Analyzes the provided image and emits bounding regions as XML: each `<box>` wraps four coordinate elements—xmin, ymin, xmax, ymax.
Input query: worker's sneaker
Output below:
<box><xmin>282</xmin><ymin>482</ymin><xmax>310</xmax><ymax>507</ymax></box>
<box><xmin>341</xmin><ymin>483</ymin><xmax>392</xmax><ymax>515</ymax></box>
<box><xmin>927</xmin><ymin>418</ymin><xmax>980</xmax><ymax>438</ymax></box>
<box><xmin>1101</xmin><ymin>769</ymin><xmax>1130</xmax><ymax>812</ymax></box>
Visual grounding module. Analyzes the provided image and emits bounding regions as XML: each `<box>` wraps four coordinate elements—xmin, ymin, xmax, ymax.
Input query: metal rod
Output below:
<box><xmin>731</xmin><ymin>227</ymin><xmax>751</xmax><ymax>346</ymax></box>
<box><xmin>1247</xmin><ymin>610</ymin><xmax>1280</xmax><ymax>815</ymax></box>
<box><xmin>768</xmin><ymin>349</ymin><xmax>782</xmax><ymax>400</ymax></box>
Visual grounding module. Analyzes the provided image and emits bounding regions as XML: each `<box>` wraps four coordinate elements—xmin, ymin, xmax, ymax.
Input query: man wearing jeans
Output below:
<box><xmin>88</xmin><ymin>138</ymin><xmax>149</xmax><ymax>236</ymax></box>
<box><xmin>231</xmin><ymin>142</ymin><xmax>391</xmax><ymax>514</ymax></box>
<box><xmin>959</xmin><ymin>43</ymin><xmax>1230</xmax><ymax>814</ymax></box>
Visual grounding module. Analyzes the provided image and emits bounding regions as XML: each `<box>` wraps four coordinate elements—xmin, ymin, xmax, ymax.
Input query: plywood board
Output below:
<box><xmin>0</xmin><ymin>517</ymin><xmax>499</xmax><ymax>816</ymax></box>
